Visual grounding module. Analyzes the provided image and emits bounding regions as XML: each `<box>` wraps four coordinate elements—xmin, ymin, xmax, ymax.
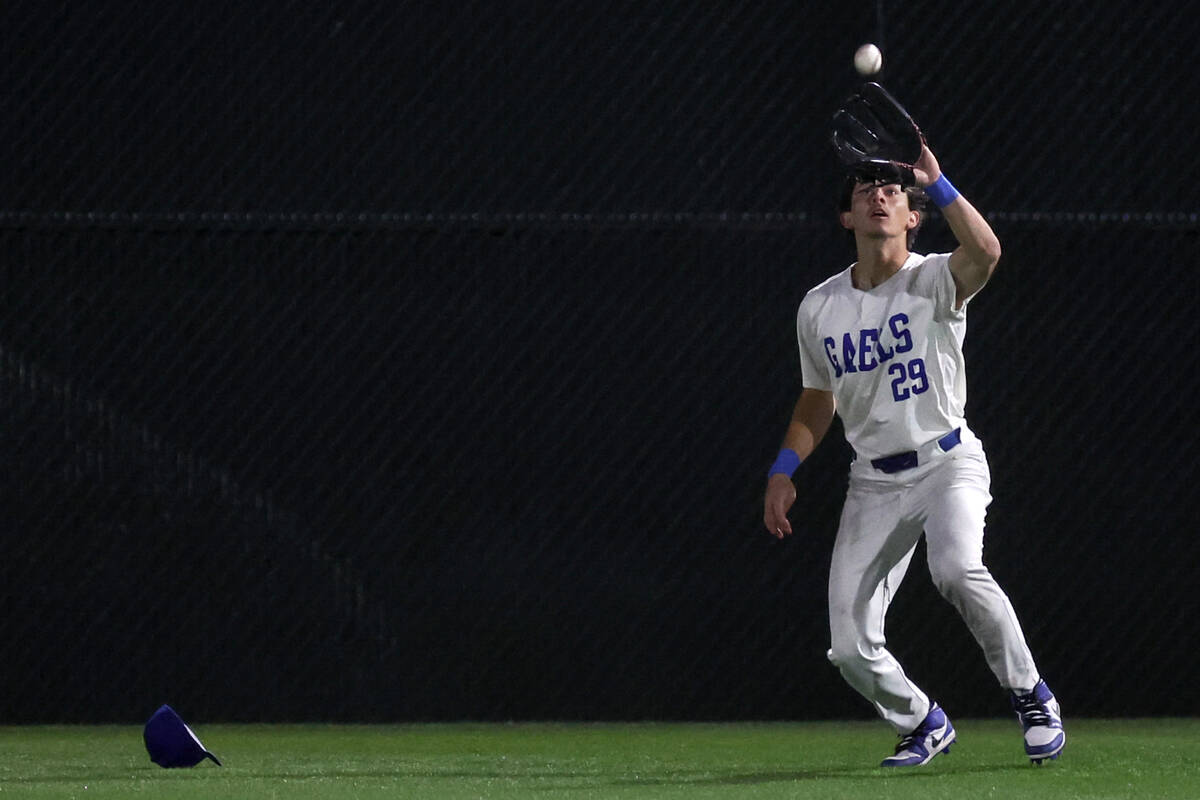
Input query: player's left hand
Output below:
<box><xmin>912</xmin><ymin>144</ymin><xmax>943</xmax><ymax>188</ymax></box>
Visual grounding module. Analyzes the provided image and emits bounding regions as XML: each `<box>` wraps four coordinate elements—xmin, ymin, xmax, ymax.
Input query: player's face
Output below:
<box><xmin>844</xmin><ymin>182</ymin><xmax>918</xmax><ymax>239</ymax></box>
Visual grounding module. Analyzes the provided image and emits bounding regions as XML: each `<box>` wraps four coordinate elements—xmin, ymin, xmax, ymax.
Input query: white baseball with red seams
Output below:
<box><xmin>854</xmin><ymin>43</ymin><xmax>883</xmax><ymax>75</ymax></box>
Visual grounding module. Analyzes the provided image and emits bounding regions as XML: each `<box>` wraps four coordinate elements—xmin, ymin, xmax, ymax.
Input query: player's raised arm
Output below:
<box><xmin>912</xmin><ymin>145</ymin><xmax>1001</xmax><ymax>307</ymax></box>
<box><xmin>764</xmin><ymin>388</ymin><xmax>835</xmax><ymax>539</ymax></box>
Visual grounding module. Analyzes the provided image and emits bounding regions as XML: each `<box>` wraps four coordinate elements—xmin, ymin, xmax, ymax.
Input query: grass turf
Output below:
<box><xmin>1</xmin><ymin>719</ymin><xmax>1197</xmax><ymax>799</ymax></box>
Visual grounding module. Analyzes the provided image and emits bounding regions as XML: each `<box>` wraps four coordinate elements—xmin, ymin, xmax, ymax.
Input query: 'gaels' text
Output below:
<box><xmin>823</xmin><ymin>312</ymin><xmax>913</xmax><ymax>378</ymax></box>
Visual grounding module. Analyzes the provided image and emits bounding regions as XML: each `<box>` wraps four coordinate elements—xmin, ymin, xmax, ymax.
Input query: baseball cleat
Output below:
<box><xmin>1011</xmin><ymin>679</ymin><xmax>1065</xmax><ymax>764</ymax></box>
<box><xmin>880</xmin><ymin>703</ymin><xmax>956</xmax><ymax>767</ymax></box>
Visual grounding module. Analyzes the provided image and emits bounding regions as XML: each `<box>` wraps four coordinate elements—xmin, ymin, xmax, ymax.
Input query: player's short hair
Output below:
<box><xmin>837</xmin><ymin>167</ymin><xmax>928</xmax><ymax>250</ymax></box>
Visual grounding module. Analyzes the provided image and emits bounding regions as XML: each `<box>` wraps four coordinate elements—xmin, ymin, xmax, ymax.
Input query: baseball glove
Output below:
<box><xmin>830</xmin><ymin>82</ymin><xmax>924</xmax><ymax>181</ymax></box>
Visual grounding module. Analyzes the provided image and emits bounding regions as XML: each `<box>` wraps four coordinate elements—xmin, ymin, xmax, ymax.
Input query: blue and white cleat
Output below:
<box><xmin>880</xmin><ymin>703</ymin><xmax>956</xmax><ymax>767</ymax></box>
<box><xmin>1011</xmin><ymin>680</ymin><xmax>1066</xmax><ymax>765</ymax></box>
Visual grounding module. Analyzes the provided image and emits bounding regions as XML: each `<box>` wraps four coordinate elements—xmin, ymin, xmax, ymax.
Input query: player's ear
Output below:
<box><xmin>839</xmin><ymin>211</ymin><xmax>854</xmax><ymax>230</ymax></box>
<box><xmin>906</xmin><ymin>210</ymin><xmax>920</xmax><ymax>230</ymax></box>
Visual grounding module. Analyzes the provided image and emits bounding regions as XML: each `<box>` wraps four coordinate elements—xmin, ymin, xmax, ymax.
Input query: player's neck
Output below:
<box><xmin>852</xmin><ymin>239</ymin><xmax>910</xmax><ymax>290</ymax></box>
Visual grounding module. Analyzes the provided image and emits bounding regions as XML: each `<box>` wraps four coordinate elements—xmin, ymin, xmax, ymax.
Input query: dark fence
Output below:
<box><xmin>1</xmin><ymin>1</ymin><xmax>1197</xmax><ymax>723</ymax></box>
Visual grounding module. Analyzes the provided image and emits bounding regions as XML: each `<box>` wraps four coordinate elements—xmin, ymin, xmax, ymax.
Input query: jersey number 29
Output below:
<box><xmin>889</xmin><ymin>358</ymin><xmax>929</xmax><ymax>402</ymax></box>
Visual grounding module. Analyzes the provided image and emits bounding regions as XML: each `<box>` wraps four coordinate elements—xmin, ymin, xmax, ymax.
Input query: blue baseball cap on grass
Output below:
<box><xmin>143</xmin><ymin>704</ymin><xmax>222</xmax><ymax>767</ymax></box>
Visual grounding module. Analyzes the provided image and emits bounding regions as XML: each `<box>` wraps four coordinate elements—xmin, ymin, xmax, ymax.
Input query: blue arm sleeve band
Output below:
<box><xmin>926</xmin><ymin>174</ymin><xmax>960</xmax><ymax>208</ymax></box>
<box><xmin>768</xmin><ymin>448</ymin><xmax>802</xmax><ymax>479</ymax></box>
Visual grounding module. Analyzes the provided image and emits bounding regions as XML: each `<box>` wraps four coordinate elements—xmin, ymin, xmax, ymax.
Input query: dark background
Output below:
<box><xmin>1</xmin><ymin>1</ymin><xmax>1196</xmax><ymax>723</ymax></box>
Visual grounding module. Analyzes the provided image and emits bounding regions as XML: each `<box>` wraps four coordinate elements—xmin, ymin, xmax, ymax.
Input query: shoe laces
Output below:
<box><xmin>1013</xmin><ymin>692</ymin><xmax>1051</xmax><ymax>727</ymax></box>
<box><xmin>893</xmin><ymin>731</ymin><xmax>921</xmax><ymax>754</ymax></box>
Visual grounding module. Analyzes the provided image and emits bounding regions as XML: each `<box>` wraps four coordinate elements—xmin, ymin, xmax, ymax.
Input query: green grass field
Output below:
<box><xmin>1</xmin><ymin>719</ymin><xmax>1197</xmax><ymax>799</ymax></box>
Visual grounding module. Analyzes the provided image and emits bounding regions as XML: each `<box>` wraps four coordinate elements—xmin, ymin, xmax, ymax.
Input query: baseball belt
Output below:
<box><xmin>871</xmin><ymin>428</ymin><xmax>962</xmax><ymax>474</ymax></box>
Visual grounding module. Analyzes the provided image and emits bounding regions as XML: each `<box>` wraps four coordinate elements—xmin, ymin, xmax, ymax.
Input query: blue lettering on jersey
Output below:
<box><xmin>823</xmin><ymin>337</ymin><xmax>843</xmax><ymax>378</ymax></box>
<box><xmin>890</xmin><ymin>357</ymin><xmax>930</xmax><ymax>401</ymax></box>
<box><xmin>841</xmin><ymin>333</ymin><xmax>858</xmax><ymax>374</ymax></box>
<box><xmin>859</xmin><ymin>328</ymin><xmax>879</xmax><ymax>371</ymax></box>
<box><xmin>876</xmin><ymin>336</ymin><xmax>895</xmax><ymax>363</ymax></box>
<box><xmin>823</xmin><ymin>312</ymin><xmax>913</xmax><ymax>379</ymax></box>
<box><xmin>889</xmin><ymin>312</ymin><xmax>913</xmax><ymax>353</ymax></box>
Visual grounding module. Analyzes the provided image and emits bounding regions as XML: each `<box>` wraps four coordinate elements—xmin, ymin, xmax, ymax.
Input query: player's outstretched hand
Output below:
<box><xmin>764</xmin><ymin>475</ymin><xmax>797</xmax><ymax>539</ymax></box>
<box><xmin>911</xmin><ymin>144</ymin><xmax>943</xmax><ymax>188</ymax></box>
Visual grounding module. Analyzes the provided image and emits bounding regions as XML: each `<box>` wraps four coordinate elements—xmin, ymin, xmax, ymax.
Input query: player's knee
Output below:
<box><xmin>827</xmin><ymin>644</ymin><xmax>851</xmax><ymax>670</ymax></box>
<box><xmin>827</xmin><ymin>638</ymin><xmax>876</xmax><ymax>672</ymax></box>
<box><xmin>929</xmin><ymin>560</ymin><xmax>983</xmax><ymax>601</ymax></box>
<box><xmin>930</xmin><ymin>564</ymin><xmax>966</xmax><ymax>598</ymax></box>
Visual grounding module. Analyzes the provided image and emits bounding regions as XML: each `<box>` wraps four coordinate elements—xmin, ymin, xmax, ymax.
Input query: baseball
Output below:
<box><xmin>854</xmin><ymin>43</ymin><xmax>883</xmax><ymax>75</ymax></box>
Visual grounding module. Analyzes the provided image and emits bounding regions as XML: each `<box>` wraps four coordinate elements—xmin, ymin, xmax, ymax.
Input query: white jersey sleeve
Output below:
<box><xmin>797</xmin><ymin>299</ymin><xmax>834</xmax><ymax>391</ymax></box>
<box><xmin>913</xmin><ymin>250</ymin><xmax>974</xmax><ymax>321</ymax></box>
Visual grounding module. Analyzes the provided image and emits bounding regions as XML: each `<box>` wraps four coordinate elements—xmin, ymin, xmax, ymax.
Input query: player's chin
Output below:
<box><xmin>856</xmin><ymin>224</ymin><xmax>892</xmax><ymax>239</ymax></box>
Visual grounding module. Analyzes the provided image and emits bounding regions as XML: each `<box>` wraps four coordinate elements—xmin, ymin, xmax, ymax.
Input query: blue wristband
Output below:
<box><xmin>768</xmin><ymin>448</ymin><xmax>802</xmax><ymax>479</ymax></box>
<box><xmin>926</xmin><ymin>174</ymin><xmax>960</xmax><ymax>208</ymax></box>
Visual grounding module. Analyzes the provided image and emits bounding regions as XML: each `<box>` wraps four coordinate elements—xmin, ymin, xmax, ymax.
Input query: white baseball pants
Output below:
<box><xmin>826</xmin><ymin>435</ymin><xmax>1040</xmax><ymax>733</ymax></box>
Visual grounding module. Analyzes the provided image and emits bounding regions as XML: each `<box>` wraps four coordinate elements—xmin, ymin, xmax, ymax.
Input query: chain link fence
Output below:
<box><xmin>1</xmin><ymin>1</ymin><xmax>1197</xmax><ymax>722</ymax></box>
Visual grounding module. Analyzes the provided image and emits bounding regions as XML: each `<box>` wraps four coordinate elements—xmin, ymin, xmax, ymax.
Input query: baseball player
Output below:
<box><xmin>762</xmin><ymin>144</ymin><xmax>1066</xmax><ymax>766</ymax></box>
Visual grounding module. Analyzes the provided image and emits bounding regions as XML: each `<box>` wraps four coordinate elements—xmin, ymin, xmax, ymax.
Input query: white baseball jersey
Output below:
<box><xmin>797</xmin><ymin>252</ymin><xmax>974</xmax><ymax>461</ymax></box>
